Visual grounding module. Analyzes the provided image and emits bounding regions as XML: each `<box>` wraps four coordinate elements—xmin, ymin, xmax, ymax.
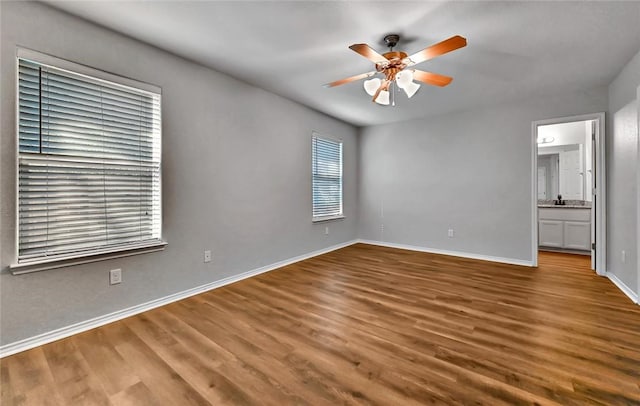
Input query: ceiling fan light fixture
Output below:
<box><xmin>402</xmin><ymin>81</ymin><xmax>420</xmax><ymax>98</ymax></box>
<box><xmin>363</xmin><ymin>78</ymin><xmax>381</xmax><ymax>96</ymax></box>
<box><xmin>537</xmin><ymin>136</ymin><xmax>555</xmax><ymax>144</ymax></box>
<box><xmin>395</xmin><ymin>70</ymin><xmax>414</xmax><ymax>89</ymax></box>
<box><xmin>374</xmin><ymin>90</ymin><xmax>390</xmax><ymax>105</ymax></box>
<box><xmin>326</xmin><ymin>34</ymin><xmax>466</xmax><ymax>107</ymax></box>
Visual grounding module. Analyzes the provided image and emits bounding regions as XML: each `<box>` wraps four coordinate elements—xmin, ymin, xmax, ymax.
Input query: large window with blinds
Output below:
<box><xmin>16</xmin><ymin>52</ymin><xmax>163</xmax><ymax>266</ymax></box>
<box><xmin>312</xmin><ymin>134</ymin><xmax>343</xmax><ymax>221</ymax></box>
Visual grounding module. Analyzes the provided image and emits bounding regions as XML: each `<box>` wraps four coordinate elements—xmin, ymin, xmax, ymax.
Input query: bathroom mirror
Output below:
<box><xmin>537</xmin><ymin>121</ymin><xmax>592</xmax><ymax>202</ymax></box>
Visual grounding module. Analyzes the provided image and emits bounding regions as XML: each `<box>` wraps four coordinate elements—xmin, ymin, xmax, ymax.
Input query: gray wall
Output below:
<box><xmin>608</xmin><ymin>49</ymin><xmax>640</xmax><ymax>296</ymax></box>
<box><xmin>0</xmin><ymin>2</ymin><xmax>358</xmax><ymax>345</ymax></box>
<box><xmin>358</xmin><ymin>88</ymin><xmax>608</xmax><ymax>263</ymax></box>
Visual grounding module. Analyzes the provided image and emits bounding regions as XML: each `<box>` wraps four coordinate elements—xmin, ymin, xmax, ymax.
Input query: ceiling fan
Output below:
<box><xmin>324</xmin><ymin>34</ymin><xmax>467</xmax><ymax>105</ymax></box>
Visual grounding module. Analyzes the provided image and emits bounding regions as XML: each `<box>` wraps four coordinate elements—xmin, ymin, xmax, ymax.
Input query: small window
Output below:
<box><xmin>312</xmin><ymin>133</ymin><xmax>343</xmax><ymax>221</ymax></box>
<box><xmin>16</xmin><ymin>52</ymin><xmax>163</xmax><ymax>265</ymax></box>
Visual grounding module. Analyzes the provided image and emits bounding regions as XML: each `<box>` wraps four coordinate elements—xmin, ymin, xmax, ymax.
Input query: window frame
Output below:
<box><xmin>11</xmin><ymin>48</ymin><xmax>165</xmax><ymax>274</ymax></box>
<box><xmin>311</xmin><ymin>131</ymin><xmax>344</xmax><ymax>223</ymax></box>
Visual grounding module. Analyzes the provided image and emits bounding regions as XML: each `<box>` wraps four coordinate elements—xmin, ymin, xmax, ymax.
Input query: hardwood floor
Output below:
<box><xmin>2</xmin><ymin>244</ymin><xmax>639</xmax><ymax>405</ymax></box>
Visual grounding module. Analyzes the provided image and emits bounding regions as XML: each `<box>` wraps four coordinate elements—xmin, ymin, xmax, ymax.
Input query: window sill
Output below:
<box><xmin>312</xmin><ymin>215</ymin><xmax>345</xmax><ymax>223</ymax></box>
<box><xmin>9</xmin><ymin>241</ymin><xmax>167</xmax><ymax>275</ymax></box>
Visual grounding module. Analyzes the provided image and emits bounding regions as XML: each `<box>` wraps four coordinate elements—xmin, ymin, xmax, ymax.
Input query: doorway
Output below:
<box><xmin>531</xmin><ymin>113</ymin><xmax>606</xmax><ymax>275</ymax></box>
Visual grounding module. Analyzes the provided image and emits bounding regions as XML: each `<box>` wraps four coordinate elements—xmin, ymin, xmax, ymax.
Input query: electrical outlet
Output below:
<box><xmin>109</xmin><ymin>269</ymin><xmax>122</xmax><ymax>285</ymax></box>
<box><xmin>325</xmin><ymin>226</ymin><xmax>329</xmax><ymax>235</ymax></box>
<box><xmin>204</xmin><ymin>250</ymin><xmax>212</xmax><ymax>263</ymax></box>
<box><xmin>621</xmin><ymin>250</ymin><xmax>626</xmax><ymax>264</ymax></box>
<box><xmin>448</xmin><ymin>229</ymin><xmax>455</xmax><ymax>238</ymax></box>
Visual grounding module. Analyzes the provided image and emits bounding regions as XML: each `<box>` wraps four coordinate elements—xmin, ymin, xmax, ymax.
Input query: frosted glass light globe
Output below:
<box><xmin>403</xmin><ymin>81</ymin><xmax>420</xmax><ymax>98</ymax></box>
<box><xmin>395</xmin><ymin>70</ymin><xmax>414</xmax><ymax>89</ymax></box>
<box><xmin>363</xmin><ymin>78</ymin><xmax>382</xmax><ymax>96</ymax></box>
<box><xmin>374</xmin><ymin>90</ymin><xmax>390</xmax><ymax>105</ymax></box>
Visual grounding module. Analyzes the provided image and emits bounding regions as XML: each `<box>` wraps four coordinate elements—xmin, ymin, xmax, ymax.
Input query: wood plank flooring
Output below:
<box><xmin>2</xmin><ymin>244</ymin><xmax>639</xmax><ymax>405</ymax></box>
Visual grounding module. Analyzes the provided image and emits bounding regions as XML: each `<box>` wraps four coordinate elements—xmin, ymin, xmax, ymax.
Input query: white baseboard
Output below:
<box><xmin>606</xmin><ymin>272</ymin><xmax>639</xmax><ymax>304</ymax></box>
<box><xmin>357</xmin><ymin>239</ymin><xmax>535</xmax><ymax>267</ymax></box>
<box><xmin>0</xmin><ymin>240</ymin><xmax>358</xmax><ymax>358</ymax></box>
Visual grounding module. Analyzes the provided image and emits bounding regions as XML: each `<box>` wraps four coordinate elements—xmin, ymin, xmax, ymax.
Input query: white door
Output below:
<box><xmin>559</xmin><ymin>149</ymin><xmax>583</xmax><ymax>200</ymax></box>
<box><xmin>551</xmin><ymin>156</ymin><xmax>559</xmax><ymax>198</ymax></box>
<box><xmin>537</xmin><ymin>168</ymin><xmax>547</xmax><ymax>199</ymax></box>
<box><xmin>590</xmin><ymin>120</ymin><xmax>596</xmax><ymax>270</ymax></box>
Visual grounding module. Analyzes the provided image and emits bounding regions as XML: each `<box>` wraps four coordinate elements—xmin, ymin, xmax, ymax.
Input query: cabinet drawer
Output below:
<box><xmin>539</xmin><ymin>208</ymin><xmax>590</xmax><ymax>222</ymax></box>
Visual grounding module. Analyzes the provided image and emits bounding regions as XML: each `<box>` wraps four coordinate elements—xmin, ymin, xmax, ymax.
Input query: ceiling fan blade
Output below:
<box><xmin>323</xmin><ymin>71</ymin><xmax>376</xmax><ymax>88</ymax></box>
<box><xmin>404</xmin><ymin>35</ymin><xmax>467</xmax><ymax>66</ymax></box>
<box><xmin>412</xmin><ymin>70</ymin><xmax>453</xmax><ymax>87</ymax></box>
<box><xmin>349</xmin><ymin>44</ymin><xmax>389</xmax><ymax>65</ymax></box>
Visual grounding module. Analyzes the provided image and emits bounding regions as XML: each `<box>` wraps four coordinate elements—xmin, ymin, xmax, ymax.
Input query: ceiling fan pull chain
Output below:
<box><xmin>391</xmin><ymin>81</ymin><xmax>396</xmax><ymax>106</ymax></box>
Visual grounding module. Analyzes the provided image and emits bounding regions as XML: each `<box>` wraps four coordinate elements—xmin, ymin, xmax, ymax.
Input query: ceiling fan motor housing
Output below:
<box><xmin>376</xmin><ymin>51</ymin><xmax>408</xmax><ymax>78</ymax></box>
<box><xmin>378</xmin><ymin>35</ymin><xmax>408</xmax><ymax>75</ymax></box>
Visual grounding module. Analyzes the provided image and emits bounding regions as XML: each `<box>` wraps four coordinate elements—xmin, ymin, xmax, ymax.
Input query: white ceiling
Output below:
<box><xmin>45</xmin><ymin>1</ymin><xmax>640</xmax><ymax>127</ymax></box>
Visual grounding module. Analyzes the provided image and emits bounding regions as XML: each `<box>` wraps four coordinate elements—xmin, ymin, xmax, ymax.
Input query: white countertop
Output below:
<box><xmin>538</xmin><ymin>204</ymin><xmax>591</xmax><ymax>209</ymax></box>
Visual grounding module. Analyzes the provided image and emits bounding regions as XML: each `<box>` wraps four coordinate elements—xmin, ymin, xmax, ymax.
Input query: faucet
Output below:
<box><xmin>555</xmin><ymin>194</ymin><xmax>565</xmax><ymax>206</ymax></box>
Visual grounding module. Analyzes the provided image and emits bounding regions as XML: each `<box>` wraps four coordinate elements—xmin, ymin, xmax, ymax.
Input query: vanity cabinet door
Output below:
<box><xmin>564</xmin><ymin>221</ymin><xmax>591</xmax><ymax>250</ymax></box>
<box><xmin>539</xmin><ymin>220</ymin><xmax>563</xmax><ymax>247</ymax></box>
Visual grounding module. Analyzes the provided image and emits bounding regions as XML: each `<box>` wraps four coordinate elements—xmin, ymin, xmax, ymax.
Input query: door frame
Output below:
<box><xmin>531</xmin><ymin>112</ymin><xmax>606</xmax><ymax>275</ymax></box>
<box><xmin>637</xmin><ymin>85</ymin><xmax>640</xmax><ymax>299</ymax></box>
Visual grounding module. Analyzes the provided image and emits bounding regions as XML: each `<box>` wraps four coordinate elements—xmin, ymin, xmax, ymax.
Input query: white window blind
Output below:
<box><xmin>17</xmin><ymin>57</ymin><xmax>162</xmax><ymax>263</ymax></box>
<box><xmin>312</xmin><ymin>134</ymin><xmax>343</xmax><ymax>219</ymax></box>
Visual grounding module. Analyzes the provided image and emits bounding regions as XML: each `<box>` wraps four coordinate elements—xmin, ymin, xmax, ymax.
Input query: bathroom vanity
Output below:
<box><xmin>538</xmin><ymin>205</ymin><xmax>591</xmax><ymax>252</ymax></box>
